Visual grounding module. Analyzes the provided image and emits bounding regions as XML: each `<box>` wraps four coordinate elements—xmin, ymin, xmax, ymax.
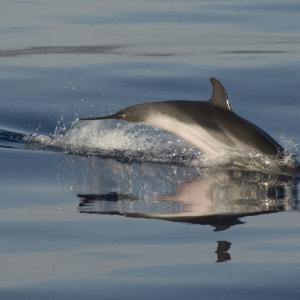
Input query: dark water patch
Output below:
<box><xmin>0</xmin><ymin>45</ymin><xmax>177</xmax><ymax>59</ymax></box>
<box><xmin>0</xmin><ymin>129</ymin><xmax>26</xmax><ymax>143</ymax></box>
<box><xmin>0</xmin><ymin>45</ymin><xmax>122</xmax><ymax>58</ymax></box>
<box><xmin>220</xmin><ymin>50</ymin><xmax>288</xmax><ymax>54</ymax></box>
<box><xmin>0</xmin><ymin>129</ymin><xmax>27</xmax><ymax>150</ymax></box>
<box><xmin>127</xmin><ymin>52</ymin><xmax>176</xmax><ymax>57</ymax></box>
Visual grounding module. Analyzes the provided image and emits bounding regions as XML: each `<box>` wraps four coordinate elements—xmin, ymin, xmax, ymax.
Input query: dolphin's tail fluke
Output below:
<box><xmin>79</xmin><ymin>113</ymin><xmax>124</xmax><ymax>121</ymax></box>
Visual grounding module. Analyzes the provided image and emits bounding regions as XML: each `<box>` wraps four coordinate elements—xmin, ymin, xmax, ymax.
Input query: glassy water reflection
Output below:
<box><xmin>75</xmin><ymin>159</ymin><xmax>298</xmax><ymax>228</ymax></box>
<box><xmin>64</xmin><ymin>157</ymin><xmax>299</xmax><ymax>263</ymax></box>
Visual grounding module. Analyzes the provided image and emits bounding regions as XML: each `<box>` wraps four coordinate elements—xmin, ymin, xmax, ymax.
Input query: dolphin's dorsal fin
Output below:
<box><xmin>209</xmin><ymin>78</ymin><xmax>232</xmax><ymax>111</ymax></box>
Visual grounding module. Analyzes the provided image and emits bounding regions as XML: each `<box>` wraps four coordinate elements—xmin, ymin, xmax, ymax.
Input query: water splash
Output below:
<box><xmin>279</xmin><ymin>136</ymin><xmax>300</xmax><ymax>162</ymax></box>
<box><xmin>18</xmin><ymin>121</ymin><xmax>300</xmax><ymax>173</ymax></box>
<box><xmin>24</xmin><ymin>120</ymin><xmax>202</xmax><ymax>165</ymax></box>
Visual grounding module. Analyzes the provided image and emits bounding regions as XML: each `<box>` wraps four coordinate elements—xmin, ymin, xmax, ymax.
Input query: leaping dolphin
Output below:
<box><xmin>80</xmin><ymin>78</ymin><xmax>283</xmax><ymax>159</ymax></box>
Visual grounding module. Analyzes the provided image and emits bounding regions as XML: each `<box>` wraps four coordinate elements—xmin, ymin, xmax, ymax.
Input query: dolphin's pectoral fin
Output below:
<box><xmin>209</xmin><ymin>78</ymin><xmax>232</xmax><ymax>111</ymax></box>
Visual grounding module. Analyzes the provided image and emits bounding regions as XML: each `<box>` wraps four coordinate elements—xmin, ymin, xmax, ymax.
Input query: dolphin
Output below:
<box><xmin>79</xmin><ymin>78</ymin><xmax>284</xmax><ymax>159</ymax></box>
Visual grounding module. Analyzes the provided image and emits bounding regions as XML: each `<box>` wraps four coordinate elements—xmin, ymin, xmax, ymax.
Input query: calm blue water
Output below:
<box><xmin>0</xmin><ymin>0</ymin><xmax>300</xmax><ymax>299</ymax></box>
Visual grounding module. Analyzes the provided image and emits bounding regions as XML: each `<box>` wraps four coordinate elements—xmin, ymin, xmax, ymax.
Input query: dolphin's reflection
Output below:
<box><xmin>216</xmin><ymin>241</ymin><xmax>231</xmax><ymax>263</ymax></box>
<box><xmin>74</xmin><ymin>157</ymin><xmax>299</xmax><ymax>231</ymax></box>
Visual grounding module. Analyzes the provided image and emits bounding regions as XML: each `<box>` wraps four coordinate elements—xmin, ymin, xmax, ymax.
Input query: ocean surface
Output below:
<box><xmin>0</xmin><ymin>0</ymin><xmax>300</xmax><ymax>299</ymax></box>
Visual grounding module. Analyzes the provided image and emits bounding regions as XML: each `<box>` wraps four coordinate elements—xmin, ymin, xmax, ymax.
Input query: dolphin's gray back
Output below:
<box><xmin>130</xmin><ymin>100</ymin><xmax>283</xmax><ymax>156</ymax></box>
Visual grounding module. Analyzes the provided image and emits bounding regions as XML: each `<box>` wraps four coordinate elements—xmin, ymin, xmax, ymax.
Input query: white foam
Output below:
<box><xmin>24</xmin><ymin>120</ymin><xmax>202</xmax><ymax>164</ymax></box>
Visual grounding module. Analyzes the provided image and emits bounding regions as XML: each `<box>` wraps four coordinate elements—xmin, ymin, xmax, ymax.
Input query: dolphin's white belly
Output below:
<box><xmin>146</xmin><ymin>113</ymin><xmax>248</xmax><ymax>159</ymax></box>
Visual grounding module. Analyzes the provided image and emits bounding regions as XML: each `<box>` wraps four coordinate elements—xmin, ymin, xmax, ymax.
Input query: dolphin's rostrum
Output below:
<box><xmin>80</xmin><ymin>78</ymin><xmax>283</xmax><ymax>159</ymax></box>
